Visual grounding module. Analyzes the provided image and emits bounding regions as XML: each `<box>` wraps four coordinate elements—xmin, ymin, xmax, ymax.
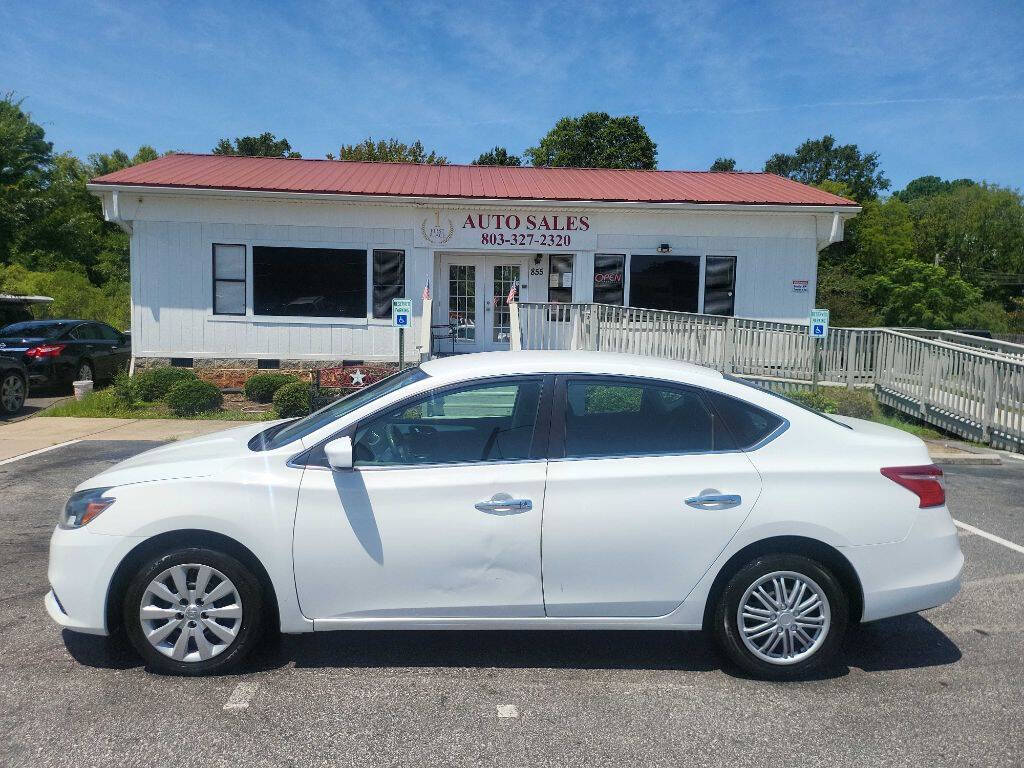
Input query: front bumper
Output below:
<box><xmin>843</xmin><ymin>505</ymin><xmax>964</xmax><ymax>623</ymax></box>
<box><xmin>46</xmin><ymin>525</ymin><xmax>144</xmax><ymax>636</ymax></box>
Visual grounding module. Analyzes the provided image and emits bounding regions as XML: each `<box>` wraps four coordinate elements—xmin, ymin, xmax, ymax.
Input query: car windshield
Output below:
<box><xmin>255</xmin><ymin>366</ymin><xmax>430</xmax><ymax>450</ymax></box>
<box><xmin>724</xmin><ymin>375</ymin><xmax>852</xmax><ymax>430</ymax></box>
<box><xmin>0</xmin><ymin>320</ymin><xmax>70</xmax><ymax>339</ymax></box>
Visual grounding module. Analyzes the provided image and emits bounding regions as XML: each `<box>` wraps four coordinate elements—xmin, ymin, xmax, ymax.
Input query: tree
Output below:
<box><xmin>868</xmin><ymin>259</ymin><xmax>982</xmax><ymax>328</ymax></box>
<box><xmin>334</xmin><ymin>138</ymin><xmax>447</xmax><ymax>164</ymax></box>
<box><xmin>473</xmin><ymin>146</ymin><xmax>521</xmax><ymax>166</ymax></box>
<box><xmin>212</xmin><ymin>133</ymin><xmax>300</xmax><ymax>158</ymax></box>
<box><xmin>710</xmin><ymin>157</ymin><xmax>736</xmax><ymax>172</ymax></box>
<box><xmin>525</xmin><ymin>112</ymin><xmax>657</xmax><ymax>169</ymax></box>
<box><xmin>87</xmin><ymin>146</ymin><xmax>159</xmax><ymax>176</ymax></box>
<box><xmin>893</xmin><ymin>175</ymin><xmax>975</xmax><ymax>203</ymax></box>
<box><xmin>0</xmin><ymin>95</ymin><xmax>54</xmax><ymax>263</ymax></box>
<box><xmin>764</xmin><ymin>135</ymin><xmax>889</xmax><ymax>201</ymax></box>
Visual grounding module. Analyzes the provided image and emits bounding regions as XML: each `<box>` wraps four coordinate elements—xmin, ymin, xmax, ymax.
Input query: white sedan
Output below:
<box><xmin>45</xmin><ymin>352</ymin><xmax>963</xmax><ymax>679</ymax></box>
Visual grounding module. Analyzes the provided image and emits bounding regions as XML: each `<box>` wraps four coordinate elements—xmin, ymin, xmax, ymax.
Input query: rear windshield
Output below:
<box><xmin>724</xmin><ymin>375</ymin><xmax>852</xmax><ymax>430</ymax></box>
<box><xmin>251</xmin><ymin>366</ymin><xmax>430</xmax><ymax>450</ymax></box>
<box><xmin>0</xmin><ymin>321</ymin><xmax>70</xmax><ymax>339</ymax></box>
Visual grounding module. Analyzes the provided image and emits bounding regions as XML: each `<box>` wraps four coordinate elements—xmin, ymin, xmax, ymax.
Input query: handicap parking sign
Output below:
<box><xmin>809</xmin><ymin>309</ymin><xmax>830</xmax><ymax>339</ymax></box>
<box><xmin>392</xmin><ymin>298</ymin><xmax>412</xmax><ymax>328</ymax></box>
<box><xmin>395</xmin><ymin>314</ymin><xmax>408</xmax><ymax>326</ymax></box>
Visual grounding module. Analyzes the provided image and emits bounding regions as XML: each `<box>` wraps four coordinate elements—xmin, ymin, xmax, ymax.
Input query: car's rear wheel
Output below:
<box><xmin>713</xmin><ymin>553</ymin><xmax>848</xmax><ymax>680</ymax></box>
<box><xmin>1</xmin><ymin>372</ymin><xmax>26</xmax><ymax>415</ymax></box>
<box><xmin>123</xmin><ymin>547</ymin><xmax>264</xmax><ymax>675</ymax></box>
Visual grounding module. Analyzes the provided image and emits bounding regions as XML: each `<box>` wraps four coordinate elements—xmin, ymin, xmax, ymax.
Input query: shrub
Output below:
<box><xmin>829</xmin><ymin>388</ymin><xmax>881</xmax><ymax>420</ymax></box>
<box><xmin>786</xmin><ymin>390</ymin><xmax>838</xmax><ymax>414</ymax></box>
<box><xmin>164</xmin><ymin>379</ymin><xmax>223</xmax><ymax>416</ymax></box>
<box><xmin>244</xmin><ymin>373</ymin><xmax>300</xmax><ymax>403</ymax></box>
<box><xmin>110</xmin><ymin>371</ymin><xmax>138</xmax><ymax>407</ymax></box>
<box><xmin>134</xmin><ymin>367</ymin><xmax>197</xmax><ymax>401</ymax></box>
<box><xmin>273</xmin><ymin>381</ymin><xmax>311</xmax><ymax>418</ymax></box>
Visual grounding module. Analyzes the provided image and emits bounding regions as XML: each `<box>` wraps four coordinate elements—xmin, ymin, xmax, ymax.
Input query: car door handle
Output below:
<box><xmin>474</xmin><ymin>495</ymin><xmax>532</xmax><ymax>513</ymax></box>
<box><xmin>685</xmin><ymin>493</ymin><xmax>742</xmax><ymax>510</ymax></box>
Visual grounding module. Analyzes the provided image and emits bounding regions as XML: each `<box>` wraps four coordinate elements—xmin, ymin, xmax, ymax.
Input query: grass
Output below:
<box><xmin>41</xmin><ymin>388</ymin><xmax>278</xmax><ymax>421</ymax></box>
<box><xmin>873</xmin><ymin>412</ymin><xmax>946</xmax><ymax>440</ymax></box>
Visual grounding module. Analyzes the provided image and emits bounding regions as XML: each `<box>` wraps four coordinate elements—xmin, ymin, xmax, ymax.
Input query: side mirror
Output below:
<box><xmin>324</xmin><ymin>436</ymin><xmax>353</xmax><ymax>471</ymax></box>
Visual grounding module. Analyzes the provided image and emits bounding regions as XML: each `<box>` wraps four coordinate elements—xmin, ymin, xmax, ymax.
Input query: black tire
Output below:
<box><xmin>123</xmin><ymin>547</ymin><xmax>264</xmax><ymax>676</ymax></box>
<box><xmin>1</xmin><ymin>372</ymin><xmax>27</xmax><ymax>415</ymax></box>
<box><xmin>713</xmin><ymin>553</ymin><xmax>848</xmax><ymax>680</ymax></box>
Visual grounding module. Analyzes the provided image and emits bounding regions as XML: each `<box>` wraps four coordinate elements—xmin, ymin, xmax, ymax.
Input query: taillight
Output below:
<box><xmin>25</xmin><ymin>344</ymin><xmax>66</xmax><ymax>359</ymax></box>
<box><xmin>880</xmin><ymin>464</ymin><xmax>945</xmax><ymax>508</ymax></box>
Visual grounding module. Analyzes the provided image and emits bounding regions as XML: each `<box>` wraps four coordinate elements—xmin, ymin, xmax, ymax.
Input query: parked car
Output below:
<box><xmin>45</xmin><ymin>351</ymin><xmax>963</xmax><ymax>679</ymax></box>
<box><xmin>0</xmin><ymin>354</ymin><xmax>29</xmax><ymax>416</ymax></box>
<box><xmin>0</xmin><ymin>293</ymin><xmax>53</xmax><ymax>327</ymax></box>
<box><xmin>0</xmin><ymin>319</ymin><xmax>131</xmax><ymax>389</ymax></box>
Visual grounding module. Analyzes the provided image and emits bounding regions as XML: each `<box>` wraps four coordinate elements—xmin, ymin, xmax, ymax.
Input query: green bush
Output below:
<box><xmin>134</xmin><ymin>367</ymin><xmax>197</xmax><ymax>401</ymax></box>
<box><xmin>110</xmin><ymin>371</ymin><xmax>138</xmax><ymax>407</ymax></box>
<box><xmin>164</xmin><ymin>379</ymin><xmax>223</xmax><ymax>416</ymax></box>
<box><xmin>273</xmin><ymin>381</ymin><xmax>311</xmax><ymax>418</ymax></box>
<box><xmin>829</xmin><ymin>388</ymin><xmax>881</xmax><ymax>420</ymax></box>
<box><xmin>787</xmin><ymin>390</ymin><xmax>839</xmax><ymax>414</ymax></box>
<box><xmin>244</xmin><ymin>373</ymin><xmax>300</xmax><ymax>403</ymax></box>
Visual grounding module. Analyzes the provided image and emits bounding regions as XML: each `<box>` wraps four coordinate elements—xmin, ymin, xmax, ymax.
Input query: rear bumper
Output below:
<box><xmin>46</xmin><ymin>525</ymin><xmax>144</xmax><ymax>636</ymax></box>
<box><xmin>843</xmin><ymin>505</ymin><xmax>964</xmax><ymax>622</ymax></box>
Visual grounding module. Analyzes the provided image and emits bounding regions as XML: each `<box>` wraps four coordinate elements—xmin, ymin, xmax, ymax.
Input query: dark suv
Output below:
<box><xmin>0</xmin><ymin>319</ymin><xmax>131</xmax><ymax>389</ymax></box>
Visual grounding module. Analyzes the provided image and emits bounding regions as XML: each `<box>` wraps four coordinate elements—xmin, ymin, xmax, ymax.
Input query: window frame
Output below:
<box><xmin>548</xmin><ymin>374</ymin><xmax>782</xmax><ymax>460</ymax></box>
<box><xmin>293</xmin><ymin>374</ymin><xmax>555</xmax><ymax>470</ymax></box>
<box><xmin>212</xmin><ymin>243</ymin><xmax>247</xmax><ymax>316</ymax></box>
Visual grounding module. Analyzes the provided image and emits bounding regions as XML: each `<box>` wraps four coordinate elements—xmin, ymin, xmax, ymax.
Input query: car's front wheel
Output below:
<box><xmin>713</xmin><ymin>553</ymin><xmax>848</xmax><ymax>680</ymax></box>
<box><xmin>123</xmin><ymin>547</ymin><xmax>264</xmax><ymax>675</ymax></box>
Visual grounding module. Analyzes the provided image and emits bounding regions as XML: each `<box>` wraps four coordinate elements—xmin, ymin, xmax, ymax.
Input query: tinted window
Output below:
<box><xmin>0</xmin><ymin>321</ymin><xmax>69</xmax><ymax>339</ymax></box>
<box><xmin>563</xmin><ymin>379</ymin><xmax>719</xmax><ymax>458</ymax></box>
<box><xmin>95</xmin><ymin>324</ymin><xmax>121</xmax><ymax>341</ymax></box>
<box><xmin>722</xmin><ymin>375</ymin><xmax>849</xmax><ymax>432</ymax></box>
<box><xmin>354</xmin><ymin>379</ymin><xmax>542</xmax><ymax>466</ymax></box>
<box><xmin>70</xmin><ymin>323</ymin><xmax>101</xmax><ymax>340</ymax></box>
<box><xmin>372</xmin><ymin>250</ymin><xmax>405</xmax><ymax>319</ymax></box>
<box><xmin>259</xmin><ymin>366</ymin><xmax>429</xmax><ymax>450</ymax></box>
<box><xmin>629</xmin><ymin>254</ymin><xmax>699</xmax><ymax>312</ymax></box>
<box><xmin>253</xmin><ymin>246</ymin><xmax>366</xmax><ymax>318</ymax></box>
<box><xmin>593</xmin><ymin>254</ymin><xmax>624</xmax><ymax>305</ymax></box>
<box><xmin>705</xmin><ymin>390</ymin><xmax>784</xmax><ymax>448</ymax></box>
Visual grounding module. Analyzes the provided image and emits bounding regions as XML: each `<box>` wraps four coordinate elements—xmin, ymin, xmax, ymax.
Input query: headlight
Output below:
<box><xmin>60</xmin><ymin>487</ymin><xmax>116</xmax><ymax>529</ymax></box>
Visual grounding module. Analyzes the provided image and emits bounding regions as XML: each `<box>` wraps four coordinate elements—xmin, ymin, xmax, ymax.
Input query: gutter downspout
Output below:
<box><xmin>106</xmin><ymin>191</ymin><xmax>137</xmax><ymax>376</ymax></box>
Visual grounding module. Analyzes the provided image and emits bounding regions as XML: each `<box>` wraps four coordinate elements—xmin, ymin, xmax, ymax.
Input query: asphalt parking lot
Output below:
<box><xmin>2</xmin><ymin>440</ymin><xmax>1023</xmax><ymax>767</ymax></box>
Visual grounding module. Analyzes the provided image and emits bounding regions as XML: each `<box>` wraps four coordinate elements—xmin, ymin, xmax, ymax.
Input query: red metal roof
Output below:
<box><xmin>89</xmin><ymin>153</ymin><xmax>858</xmax><ymax>207</ymax></box>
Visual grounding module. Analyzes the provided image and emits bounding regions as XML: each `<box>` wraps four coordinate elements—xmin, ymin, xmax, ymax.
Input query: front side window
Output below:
<box><xmin>372</xmin><ymin>250</ymin><xmax>405</xmax><ymax>319</ymax></box>
<box><xmin>563</xmin><ymin>378</ymin><xmax>722</xmax><ymax>458</ymax></box>
<box><xmin>629</xmin><ymin>254</ymin><xmax>699</xmax><ymax>313</ymax></box>
<box><xmin>253</xmin><ymin>246</ymin><xmax>366</xmax><ymax>318</ymax></box>
<box><xmin>593</xmin><ymin>253</ymin><xmax>624</xmax><ymax>305</ymax></box>
<box><xmin>213</xmin><ymin>244</ymin><xmax>246</xmax><ymax>315</ymax></box>
<box><xmin>354</xmin><ymin>378</ymin><xmax>542</xmax><ymax>466</ymax></box>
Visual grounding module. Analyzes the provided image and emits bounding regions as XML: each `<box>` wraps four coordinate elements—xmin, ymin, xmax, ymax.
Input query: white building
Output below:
<box><xmin>88</xmin><ymin>154</ymin><xmax>859</xmax><ymax>383</ymax></box>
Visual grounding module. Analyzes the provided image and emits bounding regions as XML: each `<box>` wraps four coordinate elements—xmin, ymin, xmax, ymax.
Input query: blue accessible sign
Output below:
<box><xmin>809</xmin><ymin>308</ymin><xmax>830</xmax><ymax>339</ymax></box>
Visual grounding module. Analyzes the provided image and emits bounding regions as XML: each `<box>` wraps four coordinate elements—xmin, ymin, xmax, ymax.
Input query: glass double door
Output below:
<box><xmin>442</xmin><ymin>254</ymin><xmax>528</xmax><ymax>352</ymax></box>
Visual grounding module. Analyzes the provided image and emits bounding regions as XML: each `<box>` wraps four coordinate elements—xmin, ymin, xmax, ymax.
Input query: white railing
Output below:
<box><xmin>875</xmin><ymin>330</ymin><xmax>1024</xmax><ymax>451</ymax></box>
<box><xmin>897</xmin><ymin>328</ymin><xmax>1024</xmax><ymax>362</ymax></box>
<box><xmin>513</xmin><ymin>302</ymin><xmax>1024</xmax><ymax>451</ymax></box>
<box><xmin>516</xmin><ymin>302</ymin><xmax>879</xmax><ymax>387</ymax></box>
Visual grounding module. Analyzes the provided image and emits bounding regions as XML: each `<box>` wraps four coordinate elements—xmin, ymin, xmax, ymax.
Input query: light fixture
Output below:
<box><xmin>657</xmin><ymin>243</ymin><xmax>671</xmax><ymax>254</ymax></box>
<box><xmin>533</xmin><ymin>254</ymin><xmax>543</xmax><ymax>265</ymax></box>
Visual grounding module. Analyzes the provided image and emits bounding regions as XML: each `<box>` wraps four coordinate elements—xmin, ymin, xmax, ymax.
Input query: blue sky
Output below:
<box><xmin>2</xmin><ymin>0</ymin><xmax>1022</xmax><ymax>190</ymax></box>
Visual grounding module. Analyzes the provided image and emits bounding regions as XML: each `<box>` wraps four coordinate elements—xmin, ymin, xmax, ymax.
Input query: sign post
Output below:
<box><xmin>808</xmin><ymin>308</ymin><xmax>830</xmax><ymax>393</ymax></box>
<box><xmin>392</xmin><ymin>298</ymin><xmax>412</xmax><ymax>370</ymax></box>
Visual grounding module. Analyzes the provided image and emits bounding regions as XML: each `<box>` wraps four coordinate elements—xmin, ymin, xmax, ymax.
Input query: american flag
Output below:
<box><xmin>506</xmin><ymin>283</ymin><xmax>518</xmax><ymax>305</ymax></box>
<box><xmin>422</xmin><ymin>281</ymin><xmax>431</xmax><ymax>301</ymax></box>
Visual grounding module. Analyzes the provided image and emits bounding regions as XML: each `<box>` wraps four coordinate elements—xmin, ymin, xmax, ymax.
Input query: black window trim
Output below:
<box><xmin>549</xmin><ymin>373</ymin><xmax>788</xmax><ymax>460</ymax></box>
<box><xmin>212</xmin><ymin>243</ymin><xmax>247</xmax><ymax>316</ymax></box>
<box><xmin>290</xmin><ymin>373</ymin><xmax>555</xmax><ymax>470</ymax></box>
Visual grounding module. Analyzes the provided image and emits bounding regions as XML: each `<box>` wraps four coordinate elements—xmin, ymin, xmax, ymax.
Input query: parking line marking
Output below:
<box><xmin>0</xmin><ymin>439</ymin><xmax>82</xmax><ymax>466</ymax></box>
<box><xmin>954</xmin><ymin>519</ymin><xmax>1024</xmax><ymax>555</ymax></box>
<box><xmin>496</xmin><ymin>704</ymin><xmax>519</xmax><ymax>718</ymax></box>
<box><xmin>223</xmin><ymin>681</ymin><xmax>259</xmax><ymax>710</ymax></box>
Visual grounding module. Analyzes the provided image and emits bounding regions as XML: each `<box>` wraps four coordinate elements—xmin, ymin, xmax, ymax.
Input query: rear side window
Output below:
<box><xmin>704</xmin><ymin>391</ymin><xmax>785</xmax><ymax>449</ymax></box>
<box><xmin>563</xmin><ymin>379</ymin><xmax>726</xmax><ymax>458</ymax></box>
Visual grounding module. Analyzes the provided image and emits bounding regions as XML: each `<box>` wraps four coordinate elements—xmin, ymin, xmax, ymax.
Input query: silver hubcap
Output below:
<box><xmin>78</xmin><ymin>364</ymin><xmax>92</xmax><ymax>381</ymax></box>
<box><xmin>1</xmin><ymin>375</ymin><xmax>24</xmax><ymax>412</ymax></box>
<box><xmin>738</xmin><ymin>570</ymin><xmax>830</xmax><ymax>665</ymax></box>
<box><xmin>139</xmin><ymin>563</ymin><xmax>243</xmax><ymax>662</ymax></box>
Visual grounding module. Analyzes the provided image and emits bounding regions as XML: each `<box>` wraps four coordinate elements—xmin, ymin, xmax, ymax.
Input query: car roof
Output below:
<box><xmin>419</xmin><ymin>351</ymin><xmax>722</xmax><ymax>384</ymax></box>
